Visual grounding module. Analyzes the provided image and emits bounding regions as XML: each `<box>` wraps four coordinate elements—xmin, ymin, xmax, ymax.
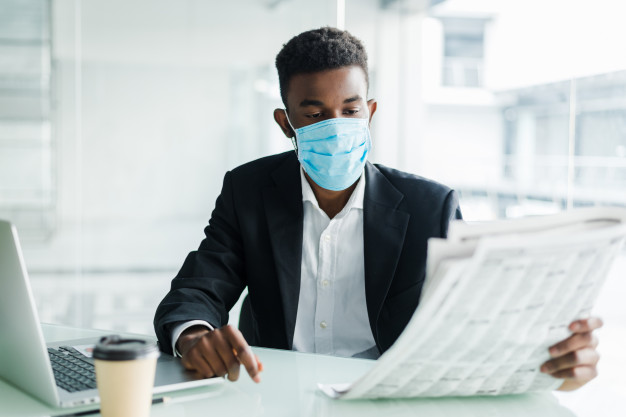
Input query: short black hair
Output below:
<box><xmin>275</xmin><ymin>27</ymin><xmax>369</xmax><ymax>107</ymax></box>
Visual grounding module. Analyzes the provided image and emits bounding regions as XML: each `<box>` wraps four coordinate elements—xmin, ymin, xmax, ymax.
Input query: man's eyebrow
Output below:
<box><xmin>298</xmin><ymin>96</ymin><xmax>363</xmax><ymax>107</ymax></box>
<box><xmin>343</xmin><ymin>95</ymin><xmax>362</xmax><ymax>103</ymax></box>
<box><xmin>299</xmin><ymin>99</ymin><xmax>324</xmax><ymax>107</ymax></box>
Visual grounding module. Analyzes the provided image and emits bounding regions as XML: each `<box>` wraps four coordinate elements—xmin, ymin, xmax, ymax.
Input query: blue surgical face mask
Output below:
<box><xmin>286</xmin><ymin>115</ymin><xmax>372</xmax><ymax>191</ymax></box>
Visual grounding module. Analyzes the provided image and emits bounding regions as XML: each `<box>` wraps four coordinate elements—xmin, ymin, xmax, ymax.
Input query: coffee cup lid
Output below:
<box><xmin>93</xmin><ymin>335</ymin><xmax>160</xmax><ymax>361</ymax></box>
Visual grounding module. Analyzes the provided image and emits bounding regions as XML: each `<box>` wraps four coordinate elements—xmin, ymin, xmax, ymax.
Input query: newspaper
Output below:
<box><xmin>319</xmin><ymin>207</ymin><xmax>626</xmax><ymax>399</ymax></box>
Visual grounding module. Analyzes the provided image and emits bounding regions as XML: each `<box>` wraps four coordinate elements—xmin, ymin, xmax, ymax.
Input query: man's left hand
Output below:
<box><xmin>540</xmin><ymin>317</ymin><xmax>603</xmax><ymax>391</ymax></box>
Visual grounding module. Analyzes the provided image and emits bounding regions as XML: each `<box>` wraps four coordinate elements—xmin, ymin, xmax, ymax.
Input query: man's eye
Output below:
<box><xmin>344</xmin><ymin>109</ymin><xmax>360</xmax><ymax>115</ymax></box>
<box><xmin>307</xmin><ymin>113</ymin><xmax>323</xmax><ymax>118</ymax></box>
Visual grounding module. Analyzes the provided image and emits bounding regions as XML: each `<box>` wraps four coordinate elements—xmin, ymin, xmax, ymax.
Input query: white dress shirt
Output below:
<box><xmin>171</xmin><ymin>168</ymin><xmax>378</xmax><ymax>359</ymax></box>
<box><xmin>292</xmin><ymin>168</ymin><xmax>378</xmax><ymax>359</ymax></box>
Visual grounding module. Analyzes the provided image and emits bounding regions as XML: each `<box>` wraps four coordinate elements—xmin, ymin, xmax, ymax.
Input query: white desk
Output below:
<box><xmin>1</xmin><ymin>324</ymin><xmax>624</xmax><ymax>417</ymax></box>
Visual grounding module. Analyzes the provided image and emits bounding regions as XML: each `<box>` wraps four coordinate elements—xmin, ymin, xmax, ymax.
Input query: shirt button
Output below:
<box><xmin>320</xmin><ymin>321</ymin><xmax>328</xmax><ymax>329</ymax></box>
<box><xmin>323</xmin><ymin>234</ymin><xmax>331</xmax><ymax>242</ymax></box>
<box><xmin>322</xmin><ymin>280</ymin><xmax>330</xmax><ymax>288</ymax></box>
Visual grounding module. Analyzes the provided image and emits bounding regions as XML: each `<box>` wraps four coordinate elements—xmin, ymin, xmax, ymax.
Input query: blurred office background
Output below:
<box><xmin>1</xmin><ymin>0</ymin><xmax>625</xmax><ymax>345</ymax></box>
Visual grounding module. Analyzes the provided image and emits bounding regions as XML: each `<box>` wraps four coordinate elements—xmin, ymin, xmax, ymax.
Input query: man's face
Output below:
<box><xmin>274</xmin><ymin>65</ymin><xmax>377</xmax><ymax>137</ymax></box>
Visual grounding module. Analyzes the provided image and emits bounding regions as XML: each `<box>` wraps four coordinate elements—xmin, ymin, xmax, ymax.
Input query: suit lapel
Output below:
<box><xmin>262</xmin><ymin>154</ymin><xmax>303</xmax><ymax>349</ymax></box>
<box><xmin>363</xmin><ymin>162</ymin><xmax>410</xmax><ymax>346</ymax></box>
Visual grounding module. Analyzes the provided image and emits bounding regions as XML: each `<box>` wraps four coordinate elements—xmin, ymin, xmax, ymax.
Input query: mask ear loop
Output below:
<box><xmin>285</xmin><ymin>110</ymin><xmax>298</xmax><ymax>156</ymax></box>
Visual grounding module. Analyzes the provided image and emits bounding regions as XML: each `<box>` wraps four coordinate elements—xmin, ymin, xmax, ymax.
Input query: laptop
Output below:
<box><xmin>0</xmin><ymin>219</ymin><xmax>223</xmax><ymax>409</ymax></box>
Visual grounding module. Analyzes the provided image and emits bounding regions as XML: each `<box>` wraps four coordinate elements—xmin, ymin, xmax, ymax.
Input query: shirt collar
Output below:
<box><xmin>300</xmin><ymin>167</ymin><xmax>365</xmax><ymax>211</ymax></box>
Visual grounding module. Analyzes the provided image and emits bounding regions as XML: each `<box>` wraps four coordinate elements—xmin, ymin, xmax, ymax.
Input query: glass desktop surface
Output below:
<box><xmin>0</xmin><ymin>324</ymin><xmax>623</xmax><ymax>417</ymax></box>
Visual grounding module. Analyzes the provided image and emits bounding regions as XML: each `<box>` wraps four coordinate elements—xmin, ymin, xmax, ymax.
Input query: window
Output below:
<box><xmin>441</xmin><ymin>17</ymin><xmax>486</xmax><ymax>88</ymax></box>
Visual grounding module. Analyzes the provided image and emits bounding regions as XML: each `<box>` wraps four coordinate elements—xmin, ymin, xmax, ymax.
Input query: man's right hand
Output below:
<box><xmin>176</xmin><ymin>324</ymin><xmax>262</xmax><ymax>382</ymax></box>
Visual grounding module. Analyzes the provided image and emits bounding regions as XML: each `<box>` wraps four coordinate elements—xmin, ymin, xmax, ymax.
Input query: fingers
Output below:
<box><xmin>541</xmin><ymin>347</ymin><xmax>600</xmax><ymax>392</ymax></box>
<box><xmin>199</xmin><ymin>334</ymin><xmax>230</xmax><ymax>379</ymax></box>
<box><xmin>551</xmin><ymin>365</ymin><xmax>598</xmax><ymax>381</ymax></box>
<box><xmin>569</xmin><ymin>317</ymin><xmax>603</xmax><ymax>333</ymax></box>
<box><xmin>541</xmin><ymin>347</ymin><xmax>600</xmax><ymax>374</ymax></box>
<box><xmin>549</xmin><ymin>331</ymin><xmax>597</xmax><ymax>357</ymax></box>
<box><xmin>222</xmin><ymin>325</ymin><xmax>261</xmax><ymax>383</ymax></box>
<box><xmin>181</xmin><ymin>346</ymin><xmax>216</xmax><ymax>378</ymax></box>
<box><xmin>542</xmin><ymin>318</ymin><xmax>603</xmax><ymax>391</ymax></box>
<box><xmin>208</xmin><ymin>329</ymin><xmax>241</xmax><ymax>382</ymax></box>
<box><xmin>180</xmin><ymin>324</ymin><xmax>261</xmax><ymax>383</ymax></box>
<box><xmin>556</xmin><ymin>366</ymin><xmax>599</xmax><ymax>391</ymax></box>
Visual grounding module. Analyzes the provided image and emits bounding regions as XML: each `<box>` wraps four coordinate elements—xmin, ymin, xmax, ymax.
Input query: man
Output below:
<box><xmin>154</xmin><ymin>27</ymin><xmax>601</xmax><ymax>390</ymax></box>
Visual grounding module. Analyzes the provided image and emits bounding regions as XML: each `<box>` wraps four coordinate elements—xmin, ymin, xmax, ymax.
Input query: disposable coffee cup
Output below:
<box><xmin>93</xmin><ymin>335</ymin><xmax>160</xmax><ymax>417</ymax></box>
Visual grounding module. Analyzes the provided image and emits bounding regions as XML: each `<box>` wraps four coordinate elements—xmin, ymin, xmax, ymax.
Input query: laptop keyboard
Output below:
<box><xmin>47</xmin><ymin>346</ymin><xmax>97</xmax><ymax>393</ymax></box>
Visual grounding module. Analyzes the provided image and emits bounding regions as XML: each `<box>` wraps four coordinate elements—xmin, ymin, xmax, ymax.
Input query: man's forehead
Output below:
<box><xmin>287</xmin><ymin>66</ymin><xmax>367</xmax><ymax>106</ymax></box>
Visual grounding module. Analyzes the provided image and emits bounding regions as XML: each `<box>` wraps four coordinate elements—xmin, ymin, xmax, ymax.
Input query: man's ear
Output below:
<box><xmin>274</xmin><ymin>108</ymin><xmax>295</xmax><ymax>138</ymax></box>
<box><xmin>367</xmin><ymin>99</ymin><xmax>377</xmax><ymax>124</ymax></box>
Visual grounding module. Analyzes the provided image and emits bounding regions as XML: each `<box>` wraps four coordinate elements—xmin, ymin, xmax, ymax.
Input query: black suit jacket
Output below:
<box><xmin>154</xmin><ymin>151</ymin><xmax>462</xmax><ymax>355</ymax></box>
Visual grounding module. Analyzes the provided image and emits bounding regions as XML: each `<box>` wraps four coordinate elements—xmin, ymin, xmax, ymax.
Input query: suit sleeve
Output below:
<box><xmin>153</xmin><ymin>171</ymin><xmax>247</xmax><ymax>354</ymax></box>
<box><xmin>440</xmin><ymin>189</ymin><xmax>463</xmax><ymax>238</ymax></box>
